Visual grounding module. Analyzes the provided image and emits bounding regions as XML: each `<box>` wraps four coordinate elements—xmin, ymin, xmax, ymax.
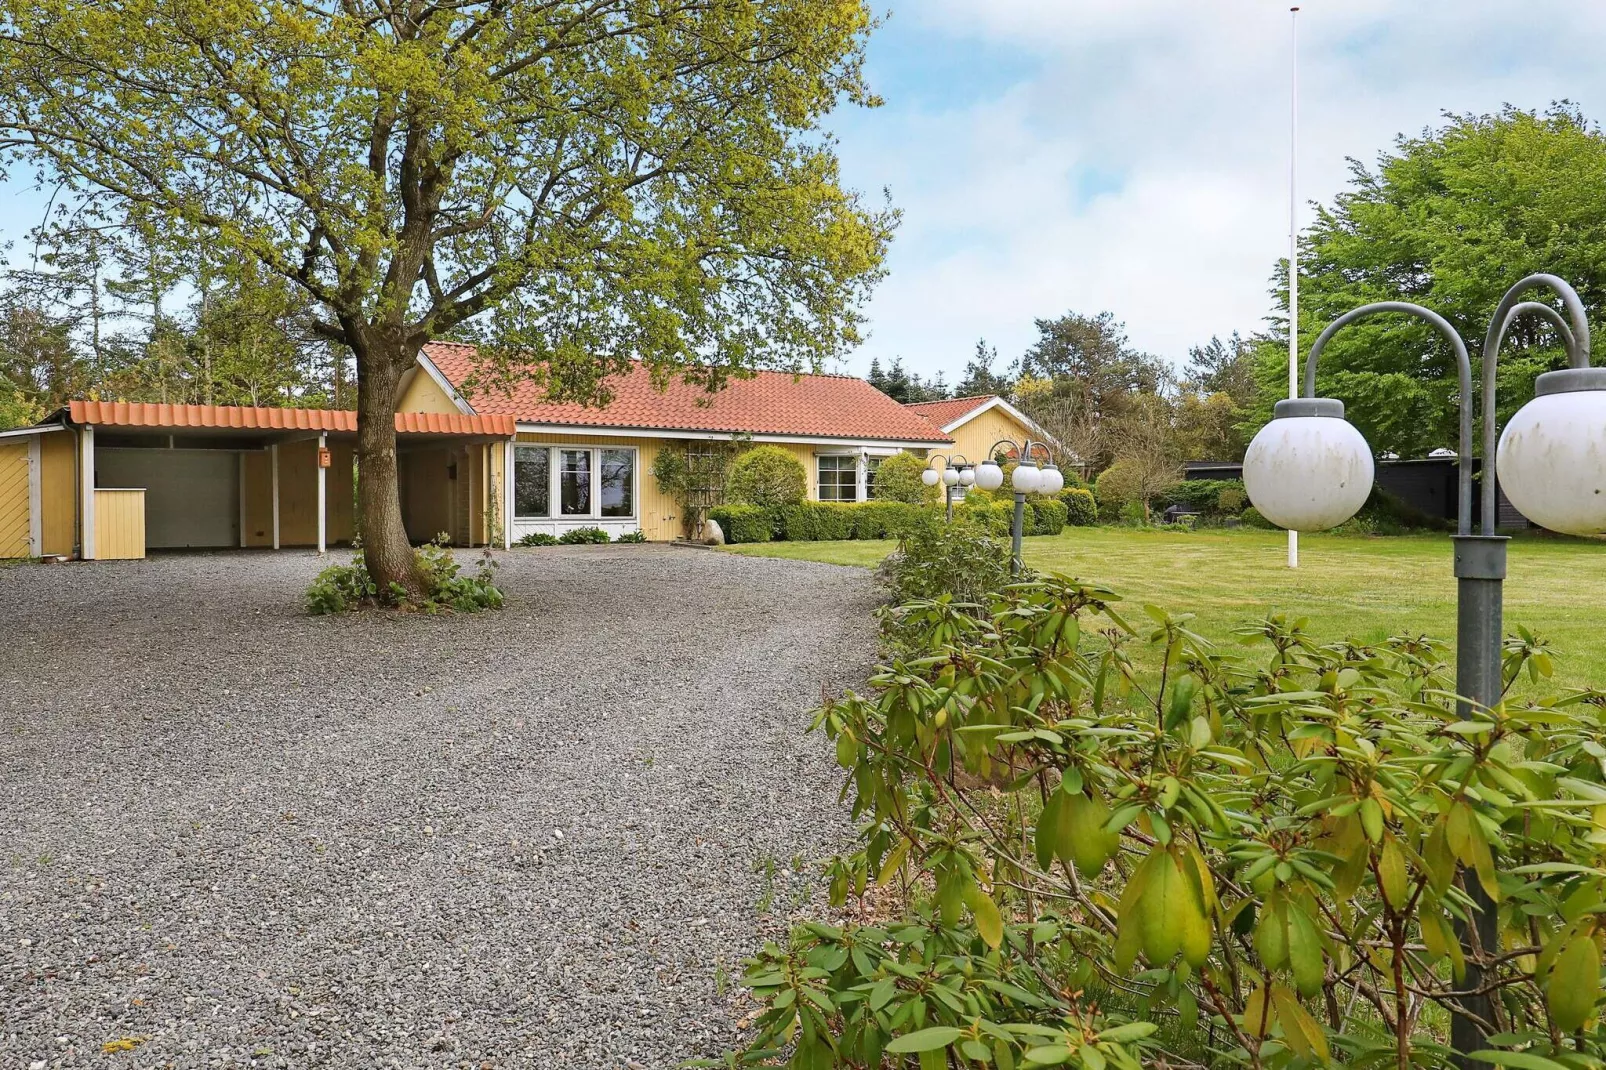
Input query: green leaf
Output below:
<box><xmin>885</xmin><ymin>1026</ymin><xmax>964</xmax><ymax>1053</ymax></box>
<box><xmin>968</xmin><ymin>886</ymin><xmax>1005</xmax><ymax>951</ymax></box>
<box><xmin>1470</xmin><ymin>1052</ymin><xmax>1578</xmax><ymax>1070</ymax></box>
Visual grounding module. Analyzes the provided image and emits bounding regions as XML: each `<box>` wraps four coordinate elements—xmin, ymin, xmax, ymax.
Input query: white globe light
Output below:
<box><xmin>1038</xmin><ymin>466</ymin><xmax>1065</xmax><ymax>495</ymax></box>
<box><xmin>975</xmin><ymin>462</ymin><xmax>1005</xmax><ymax>491</ymax></box>
<box><xmin>1497</xmin><ymin>372</ymin><xmax>1606</xmax><ymax>535</ymax></box>
<box><xmin>1243</xmin><ymin>400</ymin><xmax>1374</xmax><ymax>531</ymax></box>
<box><xmin>958</xmin><ymin>467</ymin><xmax>976</xmax><ymax>486</ymax></box>
<box><xmin>1012</xmin><ymin>463</ymin><xmax>1041</xmax><ymax>493</ymax></box>
<box><xmin>941</xmin><ymin>467</ymin><xmax>961</xmax><ymax>486</ymax></box>
<box><xmin>921</xmin><ymin>467</ymin><xmax>941</xmax><ymax>487</ymax></box>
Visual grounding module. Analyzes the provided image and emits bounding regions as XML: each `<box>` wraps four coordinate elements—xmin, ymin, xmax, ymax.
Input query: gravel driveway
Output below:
<box><xmin>0</xmin><ymin>546</ymin><xmax>880</xmax><ymax>1069</ymax></box>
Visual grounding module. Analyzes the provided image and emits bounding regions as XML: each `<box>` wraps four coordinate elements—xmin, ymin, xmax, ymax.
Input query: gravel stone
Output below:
<box><xmin>0</xmin><ymin>546</ymin><xmax>879</xmax><ymax>1068</ymax></box>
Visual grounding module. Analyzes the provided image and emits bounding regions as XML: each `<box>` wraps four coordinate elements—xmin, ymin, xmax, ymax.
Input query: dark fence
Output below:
<box><xmin>1182</xmin><ymin>457</ymin><xmax>1531</xmax><ymax>530</ymax></box>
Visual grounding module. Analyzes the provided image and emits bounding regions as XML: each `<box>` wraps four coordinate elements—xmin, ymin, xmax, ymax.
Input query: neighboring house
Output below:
<box><xmin>903</xmin><ymin>395</ymin><xmax>1048</xmax><ymax>467</ymax></box>
<box><xmin>408</xmin><ymin>342</ymin><xmax>954</xmax><ymax>543</ymax></box>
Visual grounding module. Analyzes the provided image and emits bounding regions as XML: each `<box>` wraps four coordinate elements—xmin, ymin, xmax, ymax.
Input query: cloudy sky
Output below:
<box><xmin>0</xmin><ymin>1</ymin><xmax>1600</xmax><ymax>387</ymax></box>
<box><xmin>824</xmin><ymin>0</ymin><xmax>1606</xmax><ymax>383</ymax></box>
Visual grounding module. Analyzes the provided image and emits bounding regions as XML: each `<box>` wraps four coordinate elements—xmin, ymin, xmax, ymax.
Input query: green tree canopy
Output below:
<box><xmin>1251</xmin><ymin>104</ymin><xmax>1606</xmax><ymax>458</ymax></box>
<box><xmin>0</xmin><ymin>0</ymin><xmax>893</xmax><ymax>594</ymax></box>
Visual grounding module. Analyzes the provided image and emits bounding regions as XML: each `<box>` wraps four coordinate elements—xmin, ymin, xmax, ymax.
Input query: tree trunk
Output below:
<box><xmin>355</xmin><ymin>342</ymin><xmax>426</xmax><ymax>602</ymax></box>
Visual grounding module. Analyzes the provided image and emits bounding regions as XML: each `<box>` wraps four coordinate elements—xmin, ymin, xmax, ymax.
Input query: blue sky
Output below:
<box><xmin>822</xmin><ymin>0</ymin><xmax>1606</xmax><ymax>382</ymax></box>
<box><xmin>2</xmin><ymin>1</ymin><xmax>1602</xmax><ymax>386</ymax></box>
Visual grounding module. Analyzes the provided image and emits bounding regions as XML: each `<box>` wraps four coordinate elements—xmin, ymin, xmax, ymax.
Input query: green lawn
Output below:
<box><xmin>726</xmin><ymin>527</ymin><xmax>1606</xmax><ymax>688</ymax></box>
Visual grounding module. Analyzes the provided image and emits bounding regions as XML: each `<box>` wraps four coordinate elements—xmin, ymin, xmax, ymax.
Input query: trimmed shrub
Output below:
<box><xmin>1217</xmin><ymin>485</ymin><xmax>1247</xmax><ymax>513</ymax></box>
<box><xmin>726</xmin><ymin>445</ymin><xmax>807</xmax><ymax>507</ymax></box>
<box><xmin>781</xmin><ymin>501</ymin><xmax>855</xmax><ymax>542</ymax></box>
<box><xmin>1062</xmin><ymin>487</ymin><xmax>1097</xmax><ymax>526</ymax></box>
<box><xmin>708</xmin><ymin>504</ymin><xmax>775</xmax><ymax>544</ymax></box>
<box><xmin>558</xmin><ymin>526</ymin><xmax>611</xmax><ymax>544</ymax></box>
<box><xmin>850</xmin><ymin>501</ymin><xmax>928</xmax><ymax>540</ymax></box>
<box><xmin>1094</xmin><ymin>459</ymin><xmax>1143</xmax><ymax>522</ymax></box>
<box><xmin>1240</xmin><ymin>505</ymin><xmax>1275</xmax><ymax>528</ymax></box>
<box><xmin>951</xmin><ymin>497</ymin><xmax>1011</xmax><ymax>537</ymax></box>
<box><xmin>517</xmin><ymin>531</ymin><xmax>559</xmax><ymax>547</ymax></box>
<box><xmin>869</xmin><ymin>452</ymin><xmax>938</xmax><ymax>505</ymax></box>
<box><xmin>1031</xmin><ymin>498</ymin><xmax>1068</xmax><ymax>535</ymax></box>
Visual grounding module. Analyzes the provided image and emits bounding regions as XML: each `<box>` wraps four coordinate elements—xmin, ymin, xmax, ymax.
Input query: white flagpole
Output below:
<box><xmin>1287</xmin><ymin>5</ymin><xmax>1301</xmax><ymax>569</ymax></box>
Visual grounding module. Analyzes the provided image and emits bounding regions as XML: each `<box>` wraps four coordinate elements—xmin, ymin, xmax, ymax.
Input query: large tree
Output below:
<box><xmin>1248</xmin><ymin>104</ymin><xmax>1606</xmax><ymax>458</ymax></box>
<box><xmin>0</xmin><ymin>0</ymin><xmax>892</xmax><ymax>595</ymax></box>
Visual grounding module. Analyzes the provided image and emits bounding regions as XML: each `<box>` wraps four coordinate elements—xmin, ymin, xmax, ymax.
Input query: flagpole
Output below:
<box><xmin>1287</xmin><ymin>5</ymin><xmax>1301</xmax><ymax>569</ymax></box>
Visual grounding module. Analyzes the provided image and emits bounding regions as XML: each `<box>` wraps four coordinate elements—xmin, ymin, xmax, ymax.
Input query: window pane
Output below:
<box><xmin>600</xmin><ymin>449</ymin><xmax>634</xmax><ymax>518</ymax></box>
<box><xmin>560</xmin><ymin>449</ymin><xmax>592</xmax><ymax>515</ymax></box>
<box><xmin>514</xmin><ymin>447</ymin><xmax>550</xmax><ymax>518</ymax></box>
<box><xmin>865</xmin><ymin>457</ymin><xmax>881</xmax><ymax>499</ymax></box>
<box><xmin>818</xmin><ymin>455</ymin><xmax>857</xmax><ymax>502</ymax></box>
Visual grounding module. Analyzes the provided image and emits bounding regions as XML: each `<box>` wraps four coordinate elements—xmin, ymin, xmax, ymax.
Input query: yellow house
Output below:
<box><xmin>0</xmin><ymin>351</ymin><xmax>1042</xmax><ymax>559</ymax></box>
<box><xmin>902</xmin><ymin>395</ymin><xmax>1049</xmax><ymax>469</ymax></box>
<box><xmin>407</xmin><ymin>343</ymin><xmax>956</xmax><ymax>544</ymax></box>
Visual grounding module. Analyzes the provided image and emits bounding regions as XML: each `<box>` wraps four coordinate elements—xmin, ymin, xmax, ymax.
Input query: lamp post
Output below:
<box><xmin>974</xmin><ymin>438</ymin><xmax>1064</xmax><ymax>575</ymax></box>
<box><xmin>922</xmin><ymin>454</ymin><xmax>973</xmax><ymax>521</ymax></box>
<box><xmin>1241</xmin><ymin>274</ymin><xmax>1603</xmax><ymax>1061</ymax></box>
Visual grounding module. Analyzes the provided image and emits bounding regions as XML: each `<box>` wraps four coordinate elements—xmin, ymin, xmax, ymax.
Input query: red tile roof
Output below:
<box><xmin>421</xmin><ymin>342</ymin><xmax>953</xmax><ymax>444</ymax></box>
<box><xmin>902</xmin><ymin>395</ymin><xmax>1000</xmax><ymax>429</ymax></box>
<box><xmin>67</xmin><ymin>401</ymin><xmax>515</xmax><ymax>437</ymax></box>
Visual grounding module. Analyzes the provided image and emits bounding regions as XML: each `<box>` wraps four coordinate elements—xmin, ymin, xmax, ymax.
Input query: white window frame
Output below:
<box><xmin>816</xmin><ymin>452</ymin><xmax>859</xmax><ymax>503</ymax></box>
<box><xmin>510</xmin><ymin>442</ymin><xmax>641</xmax><ymax>538</ymax></box>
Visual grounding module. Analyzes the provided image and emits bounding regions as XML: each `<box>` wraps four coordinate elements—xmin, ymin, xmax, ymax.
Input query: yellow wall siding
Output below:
<box><xmin>40</xmin><ymin>432</ymin><xmax>75</xmax><ymax>556</ymax></box>
<box><xmin>94</xmin><ymin>489</ymin><xmax>145</xmax><ymax>559</ymax></box>
<box><xmin>397</xmin><ymin>369</ymin><xmax>462</xmax><ymax>414</ymax></box>
<box><xmin>241</xmin><ymin>441</ymin><xmax>356</xmax><ymax>548</ymax></box>
<box><xmin>0</xmin><ymin>442</ymin><xmax>29</xmax><ymax>558</ymax></box>
<box><xmin>946</xmin><ymin>406</ymin><xmax>1037</xmax><ymax>464</ymax></box>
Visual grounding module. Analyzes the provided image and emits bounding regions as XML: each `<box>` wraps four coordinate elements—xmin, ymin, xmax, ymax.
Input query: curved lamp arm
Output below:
<box><xmin>1480</xmin><ymin>275</ymin><xmax>1593</xmax><ymax>534</ymax></box>
<box><xmin>1304</xmin><ymin>301</ymin><xmax>1474</xmax><ymax>535</ymax></box>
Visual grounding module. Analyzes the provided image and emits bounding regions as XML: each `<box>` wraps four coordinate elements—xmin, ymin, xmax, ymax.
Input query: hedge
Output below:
<box><xmin>709</xmin><ymin>504</ymin><xmax>778</xmax><ymax>544</ymax></box>
<box><xmin>1062</xmin><ymin>488</ymin><xmax>1097</xmax><ymax>526</ymax></box>
<box><xmin>712</xmin><ymin>498</ymin><xmax>1070</xmax><ymax>544</ymax></box>
<box><xmin>1032</xmin><ymin>499</ymin><xmax>1068</xmax><ymax>535</ymax></box>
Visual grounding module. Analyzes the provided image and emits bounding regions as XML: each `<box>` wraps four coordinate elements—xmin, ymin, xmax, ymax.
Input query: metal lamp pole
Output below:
<box><xmin>1257</xmin><ymin>274</ymin><xmax>1593</xmax><ymax>1060</ymax></box>
<box><xmin>921</xmin><ymin>454</ymin><xmax>971</xmax><ymax>521</ymax></box>
<box><xmin>974</xmin><ymin>439</ymin><xmax>1062</xmax><ymax>576</ymax></box>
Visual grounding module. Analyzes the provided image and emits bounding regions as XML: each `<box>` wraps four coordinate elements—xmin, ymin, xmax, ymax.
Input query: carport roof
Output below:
<box><xmin>62</xmin><ymin>401</ymin><xmax>516</xmax><ymax>438</ymax></box>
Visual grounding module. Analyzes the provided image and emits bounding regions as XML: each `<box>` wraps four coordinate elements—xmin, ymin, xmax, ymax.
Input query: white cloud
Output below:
<box><xmin>832</xmin><ymin>0</ymin><xmax>1606</xmax><ymax>380</ymax></box>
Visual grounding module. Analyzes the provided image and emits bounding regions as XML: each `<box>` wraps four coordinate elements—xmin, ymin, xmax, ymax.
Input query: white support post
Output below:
<box><xmin>316</xmin><ymin>432</ymin><xmax>327</xmax><ymax>554</ymax></box>
<box><xmin>80</xmin><ymin>424</ymin><xmax>96</xmax><ymax>560</ymax></box>
<box><xmin>502</xmin><ymin>439</ymin><xmax>514</xmax><ymax>549</ymax></box>
<box><xmin>27</xmin><ymin>434</ymin><xmax>41</xmax><ymax>557</ymax></box>
<box><xmin>270</xmin><ymin>443</ymin><xmax>280</xmax><ymax>550</ymax></box>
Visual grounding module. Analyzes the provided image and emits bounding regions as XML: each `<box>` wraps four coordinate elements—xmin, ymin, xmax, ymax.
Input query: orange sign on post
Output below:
<box><xmin>317</xmin><ymin>447</ymin><xmax>332</xmax><ymax>468</ymax></box>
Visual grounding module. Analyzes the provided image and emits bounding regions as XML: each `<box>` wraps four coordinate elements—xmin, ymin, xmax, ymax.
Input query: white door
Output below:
<box><xmin>97</xmin><ymin>448</ymin><xmax>240</xmax><ymax>548</ymax></box>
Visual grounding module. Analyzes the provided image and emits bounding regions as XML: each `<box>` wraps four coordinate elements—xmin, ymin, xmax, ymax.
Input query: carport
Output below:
<box><xmin>0</xmin><ymin>402</ymin><xmax>515</xmax><ymax>560</ymax></box>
